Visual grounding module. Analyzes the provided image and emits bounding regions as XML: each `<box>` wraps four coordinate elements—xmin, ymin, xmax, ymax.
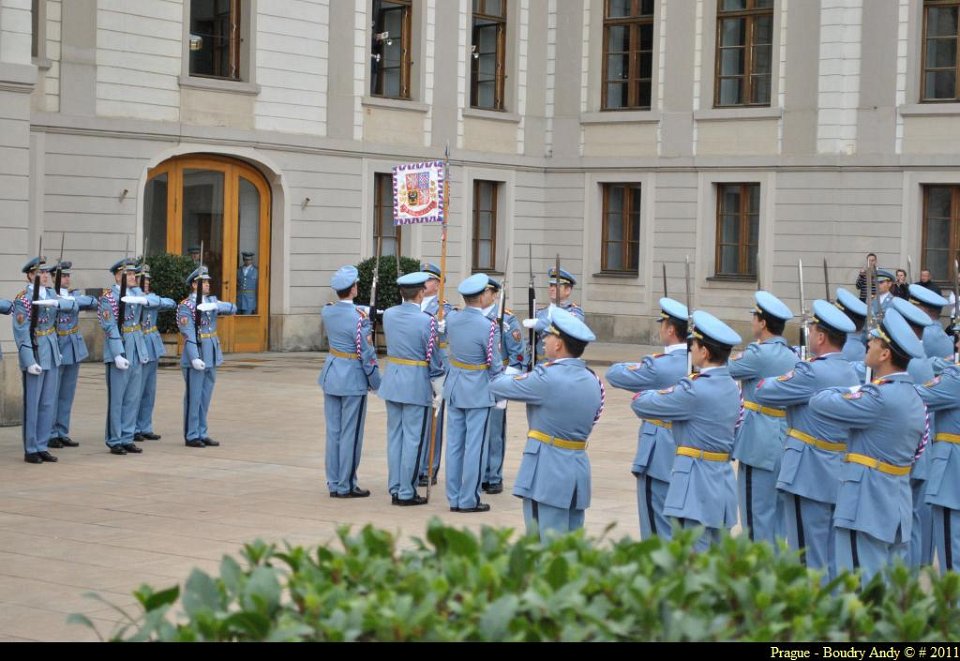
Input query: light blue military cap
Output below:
<box><xmin>241</xmin><ymin>251</ymin><xmax>254</xmax><ymax>258</ymax></box>
<box><xmin>691</xmin><ymin>310</ymin><xmax>742</xmax><ymax>348</ymax></box>
<box><xmin>548</xmin><ymin>267</ymin><xmax>577</xmax><ymax>286</ymax></box>
<box><xmin>185</xmin><ymin>266</ymin><xmax>211</xmax><ymax>285</ymax></box>
<box><xmin>908</xmin><ymin>283</ymin><xmax>949</xmax><ymax>310</ymax></box>
<box><xmin>547</xmin><ymin>307</ymin><xmax>596</xmax><ymax>343</ymax></box>
<box><xmin>876</xmin><ymin>269</ymin><xmax>894</xmax><ymax>282</ymax></box>
<box><xmin>421</xmin><ymin>262</ymin><xmax>441</xmax><ymax>279</ymax></box>
<box><xmin>487</xmin><ymin>276</ymin><xmax>502</xmax><ymax>291</ymax></box>
<box><xmin>396</xmin><ymin>271</ymin><xmax>430</xmax><ymax>287</ymax></box>
<box><xmin>22</xmin><ymin>256</ymin><xmax>46</xmax><ymax>273</ymax></box>
<box><xmin>835</xmin><ymin>287</ymin><xmax>867</xmax><ymax>319</ymax></box>
<box><xmin>58</xmin><ymin>260</ymin><xmax>73</xmax><ymax>274</ymax></box>
<box><xmin>109</xmin><ymin>258</ymin><xmax>138</xmax><ymax>274</ymax></box>
<box><xmin>330</xmin><ymin>265</ymin><xmax>359</xmax><ymax>290</ymax></box>
<box><xmin>753</xmin><ymin>291</ymin><xmax>794</xmax><ymax>320</ymax></box>
<box><xmin>658</xmin><ymin>297</ymin><xmax>688</xmax><ymax>323</ymax></box>
<box><xmin>458</xmin><ymin>272</ymin><xmax>489</xmax><ymax>296</ymax></box>
<box><xmin>890</xmin><ymin>297</ymin><xmax>932</xmax><ymax>329</ymax></box>
<box><xmin>810</xmin><ymin>298</ymin><xmax>855</xmax><ymax>334</ymax></box>
<box><xmin>872</xmin><ymin>308</ymin><xmax>925</xmax><ymax>359</ymax></box>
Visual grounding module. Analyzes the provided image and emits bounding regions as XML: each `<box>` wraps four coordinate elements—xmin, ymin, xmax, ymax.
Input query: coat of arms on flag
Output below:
<box><xmin>393</xmin><ymin>160</ymin><xmax>445</xmax><ymax>225</ymax></box>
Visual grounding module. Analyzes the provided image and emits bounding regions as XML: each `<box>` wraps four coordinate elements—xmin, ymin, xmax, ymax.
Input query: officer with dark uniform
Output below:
<box><xmin>237</xmin><ymin>251</ymin><xmax>258</xmax><ymax>315</ymax></box>
<box><xmin>606</xmin><ymin>297</ymin><xmax>688</xmax><ymax>540</ymax></box>
<box><xmin>754</xmin><ymin>300</ymin><xmax>859</xmax><ymax>576</ymax></box>
<box><xmin>319</xmin><ymin>265</ymin><xmax>380</xmax><ymax>498</ymax></box>
<box><xmin>50</xmin><ymin>261</ymin><xmax>98</xmax><ymax>448</ymax></box>
<box><xmin>810</xmin><ymin>309</ymin><xmax>927</xmax><ymax>585</ymax></box>
<box><xmin>522</xmin><ymin>267</ymin><xmax>584</xmax><ymax>366</ymax></box>
<box><xmin>135</xmin><ymin>268</ymin><xmax>176</xmax><ymax>442</ymax></box>
<box><xmin>177</xmin><ymin>266</ymin><xmax>237</xmax><ymax>448</ymax></box>
<box><xmin>490</xmin><ymin>308</ymin><xmax>603</xmax><ymax>541</ymax></box>
<box><xmin>729</xmin><ymin>291</ymin><xmax>797</xmax><ymax>545</ymax></box>
<box><xmin>630</xmin><ymin>311</ymin><xmax>743</xmax><ymax>551</ymax></box>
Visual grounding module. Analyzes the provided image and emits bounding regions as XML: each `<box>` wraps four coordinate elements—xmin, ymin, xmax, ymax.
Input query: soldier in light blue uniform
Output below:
<box><xmin>631</xmin><ymin>311</ymin><xmax>742</xmax><ymax>551</ymax></box>
<box><xmin>483</xmin><ymin>276</ymin><xmax>527</xmax><ymax>495</ymax></box>
<box><xmin>918</xmin><ymin>333</ymin><xmax>960</xmax><ymax>574</ymax></box>
<box><xmin>754</xmin><ymin>300</ymin><xmax>859</xmax><ymax>575</ymax></box>
<box><xmin>810</xmin><ymin>309</ymin><xmax>927</xmax><ymax>586</ymax></box>
<box><xmin>417</xmin><ymin>262</ymin><xmax>449</xmax><ymax>487</ymax></box>
<box><xmin>871</xmin><ymin>269</ymin><xmax>895</xmax><ymax>319</ymax></box>
<box><xmin>0</xmin><ymin>299</ymin><xmax>12</xmax><ymax>359</ymax></box>
<box><xmin>490</xmin><ymin>308</ymin><xmax>603</xmax><ymax>540</ymax></box>
<box><xmin>319</xmin><ymin>265</ymin><xmax>380</xmax><ymax>499</ymax></box>
<box><xmin>379</xmin><ymin>271</ymin><xmax>445</xmax><ymax>506</ymax></box>
<box><xmin>835</xmin><ymin>288</ymin><xmax>867</xmax><ymax>363</ymax></box>
<box><xmin>890</xmin><ymin>297</ymin><xmax>935</xmax><ymax>384</ymax></box>
<box><xmin>99</xmin><ymin>259</ymin><xmax>149</xmax><ymax>456</ymax></box>
<box><xmin>237</xmin><ymin>251</ymin><xmax>258</xmax><ymax>315</ymax></box>
<box><xmin>134</xmin><ymin>269</ymin><xmax>176</xmax><ymax>442</ymax></box>
<box><xmin>730</xmin><ymin>291</ymin><xmax>797</xmax><ymax>545</ymax></box>
<box><xmin>13</xmin><ymin>258</ymin><xmax>73</xmax><ymax>463</ymax></box>
<box><xmin>606</xmin><ymin>297</ymin><xmax>688</xmax><ymax>540</ymax></box>
<box><xmin>49</xmin><ymin>261</ymin><xmax>98</xmax><ymax>449</ymax></box>
<box><xmin>444</xmin><ymin>273</ymin><xmax>503</xmax><ymax>513</ymax></box>
<box><xmin>909</xmin><ymin>284</ymin><xmax>954</xmax><ymax>360</ymax></box>
<box><xmin>522</xmin><ymin>267</ymin><xmax>584</xmax><ymax>366</ymax></box>
<box><xmin>177</xmin><ymin>267</ymin><xmax>237</xmax><ymax>448</ymax></box>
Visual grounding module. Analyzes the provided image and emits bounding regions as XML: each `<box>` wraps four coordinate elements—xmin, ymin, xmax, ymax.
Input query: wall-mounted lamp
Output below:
<box><xmin>471</xmin><ymin>44</ymin><xmax>480</xmax><ymax>60</ymax></box>
<box><xmin>302</xmin><ymin>197</ymin><xmax>311</xmax><ymax>210</ymax></box>
<box><xmin>119</xmin><ymin>188</ymin><xmax>129</xmax><ymax>202</ymax></box>
<box><xmin>374</xmin><ymin>31</ymin><xmax>392</xmax><ymax>46</ymax></box>
<box><xmin>189</xmin><ymin>34</ymin><xmax>204</xmax><ymax>51</ymax></box>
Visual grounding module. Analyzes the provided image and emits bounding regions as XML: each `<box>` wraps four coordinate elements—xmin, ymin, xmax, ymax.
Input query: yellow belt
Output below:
<box><xmin>529</xmin><ymin>429</ymin><xmax>587</xmax><ymax>451</ymax></box>
<box><xmin>143</xmin><ymin>326</ymin><xmax>158</xmax><ymax>334</ymax></box>
<box><xmin>788</xmin><ymin>428</ymin><xmax>847</xmax><ymax>453</ymax></box>
<box><xmin>743</xmin><ymin>400</ymin><xmax>786</xmax><ymax>418</ymax></box>
<box><xmin>57</xmin><ymin>327</ymin><xmax>79</xmax><ymax>336</ymax></box>
<box><xmin>438</xmin><ymin>342</ymin><xmax>448</xmax><ymax>349</ymax></box>
<box><xmin>450</xmin><ymin>359</ymin><xmax>488</xmax><ymax>371</ymax></box>
<box><xmin>935</xmin><ymin>432</ymin><xmax>960</xmax><ymax>444</ymax></box>
<box><xmin>240</xmin><ymin>289</ymin><xmax>255</xmax><ymax>293</ymax></box>
<box><xmin>845</xmin><ymin>453</ymin><xmax>911</xmax><ymax>477</ymax></box>
<box><xmin>388</xmin><ymin>356</ymin><xmax>428</xmax><ymax>367</ymax></box>
<box><xmin>645</xmin><ymin>418</ymin><xmax>672</xmax><ymax>430</ymax></box>
<box><xmin>35</xmin><ymin>327</ymin><xmax>55</xmax><ymax>337</ymax></box>
<box><xmin>121</xmin><ymin>325</ymin><xmax>141</xmax><ymax>332</ymax></box>
<box><xmin>676</xmin><ymin>446</ymin><xmax>730</xmax><ymax>462</ymax></box>
<box><xmin>329</xmin><ymin>348</ymin><xmax>358</xmax><ymax>360</ymax></box>
<box><xmin>200</xmin><ymin>332</ymin><xmax>217</xmax><ymax>339</ymax></box>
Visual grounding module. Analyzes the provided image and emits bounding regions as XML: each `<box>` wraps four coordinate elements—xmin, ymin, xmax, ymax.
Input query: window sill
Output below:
<box><xmin>362</xmin><ymin>95</ymin><xmax>429</xmax><ymax>113</ymax></box>
<box><xmin>462</xmin><ymin>107</ymin><xmax>521</xmax><ymax>123</ymax></box>
<box><xmin>179</xmin><ymin>75</ymin><xmax>260</xmax><ymax>95</ymax></box>
<box><xmin>581</xmin><ymin>110</ymin><xmax>661</xmax><ymax>125</ymax></box>
<box><xmin>694</xmin><ymin>106</ymin><xmax>782</xmax><ymax>122</ymax></box>
<box><xmin>592</xmin><ymin>271</ymin><xmax>640</xmax><ymax>279</ymax></box>
<box><xmin>33</xmin><ymin>57</ymin><xmax>52</xmax><ymax>72</ymax></box>
<box><xmin>899</xmin><ymin>102</ymin><xmax>960</xmax><ymax>117</ymax></box>
<box><xmin>472</xmin><ymin>269</ymin><xmax>505</xmax><ymax>277</ymax></box>
<box><xmin>705</xmin><ymin>275</ymin><xmax>757</xmax><ymax>289</ymax></box>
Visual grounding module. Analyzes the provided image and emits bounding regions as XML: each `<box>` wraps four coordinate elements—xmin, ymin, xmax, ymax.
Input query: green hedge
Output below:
<box><xmin>354</xmin><ymin>255</ymin><xmax>423</xmax><ymax>311</ymax></box>
<box><xmin>72</xmin><ymin>522</ymin><xmax>960</xmax><ymax>642</ymax></box>
<box><xmin>142</xmin><ymin>253</ymin><xmax>194</xmax><ymax>333</ymax></box>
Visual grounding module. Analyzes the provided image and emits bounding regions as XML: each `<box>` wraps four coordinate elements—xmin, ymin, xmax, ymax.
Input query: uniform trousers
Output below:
<box><xmin>323</xmin><ymin>393</ymin><xmax>367</xmax><ymax>495</ymax></box>
<box><xmin>106</xmin><ymin>362</ymin><xmax>142</xmax><ymax>448</ymax></box>
<box><xmin>51</xmin><ymin>362</ymin><xmax>79</xmax><ymax>439</ymax></box>
<box><xmin>418</xmin><ymin>401</ymin><xmax>444</xmax><ymax>480</ymax></box>
<box><xmin>835</xmin><ymin>526</ymin><xmax>907</xmax><ymax>587</ymax></box>
<box><xmin>23</xmin><ymin>368</ymin><xmax>58</xmax><ymax>454</ymax></box>
<box><xmin>910</xmin><ymin>478</ymin><xmax>934</xmax><ymax>567</ymax></box>
<box><xmin>136</xmin><ymin>360</ymin><xmax>159</xmax><ymax>435</ymax></box>
<box><xmin>636</xmin><ymin>474</ymin><xmax>671</xmax><ymax>540</ymax></box>
<box><xmin>484</xmin><ymin>405</ymin><xmax>507</xmax><ymax>486</ymax></box>
<box><xmin>932</xmin><ymin>505</ymin><xmax>960</xmax><ymax>575</ymax></box>
<box><xmin>738</xmin><ymin>464</ymin><xmax>785</xmax><ymax>544</ymax></box>
<box><xmin>782</xmin><ymin>492</ymin><xmax>835</xmax><ymax>578</ymax></box>
<box><xmin>385</xmin><ymin>401</ymin><xmax>429</xmax><ymax>501</ymax></box>
<box><xmin>522</xmin><ymin>497</ymin><xmax>584</xmax><ymax>542</ymax></box>
<box><xmin>445</xmin><ymin>405</ymin><xmax>491</xmax><ymax>510</ymax></box>
<box><xmin>182</xmin><ymin>366</ymin><xmax>215</xmax><ymax>442</ymax></box>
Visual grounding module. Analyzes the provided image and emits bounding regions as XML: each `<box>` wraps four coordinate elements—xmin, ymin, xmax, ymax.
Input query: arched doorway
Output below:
<box><xmin>144</xmin><ymin>155</ymin><xmax>271</xmax><ymax>353</ymax></box>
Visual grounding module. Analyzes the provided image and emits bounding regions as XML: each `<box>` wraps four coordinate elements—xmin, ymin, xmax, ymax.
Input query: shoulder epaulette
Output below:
<box><xmin>357</xmin><ymin>307</ymin><xmax>368</xmax><ymax>318</ymax></box>
<box><xmin>324</xmin><ymin>302</ymin><xmax>334</xmax><ymax>307</ymax></box>
<box><xmin>15</xmin><ymin>288</ymin><xmax>28</xmax><ymax>302</ymax></box>
<box><xmin>651</xmin><ymin>352</ymin><xmax>666</xmax><ymax>359</ymax></box>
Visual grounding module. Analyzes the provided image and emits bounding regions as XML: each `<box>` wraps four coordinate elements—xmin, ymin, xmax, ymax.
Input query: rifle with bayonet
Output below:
<box><xmin>139</xmin><ymin>233</ymin><xmax>150</xmax><ymax>291</ymax></box>
<box><xmin>118</xmin><ymin>235</ymin><xmax>130</xmax><ymax>339</ymax></box>
<box><xmin>797</xmin><ymin>259</ymin><xmax>809</xmax><ymax>360</ymax></box>
<box><xmin>369</xmin><ymin>237</ymin><xmax>382</xmax><ymax>351</ymax></box>
<box><xmin>662</xmin><ymin>263</ymin><xmax>668</xmax><ymax>298</ymax></box>
<box><xmin>54</xmin><ymin>233</ymin><xmax>65</xmax><ymax>295</ymax></box>
<box><xmin>28</xmin><ymin>237</ymin><xmax>43</xmax><ymax>362</ymax></box>
<box><xmin>864</xmin><ymin>259</ymin><xmax>876</xmax><ymax>382</ymax></box>
<box><xmin>527</xmin><ymin>244</ymin><xmax>536</xmax><ymax>372</ymax></box>
<box><xmin>823</xmin><ymin>258</ymin><xmax>830</xmax><ymax>301</ymax></box>
<box><xmin>497</xmin><ymin>246</ymin><xmax>510</xmax><ymax>362</ymax></box>
<box><xmin>194</xmin><ymin>241</ymin><xmax>204</xmax><ymax>351</ymax></box>
<box><xmin>953</xmin><ymin>258</ymin><xmax>959</xmax><ymax>363</ymax></box>
<box><xmin>684</xmin><ymin>255</ymin><xmax>693</xmax><ymax>374</ymax></box>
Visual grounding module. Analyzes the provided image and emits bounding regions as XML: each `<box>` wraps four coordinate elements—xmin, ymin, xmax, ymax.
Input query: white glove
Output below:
<box><xmin>191</xmin><ymin>358</ymin><xmax>206</xmax><ymax>371</ymax></box>
<box><xmin>197</xmin><ymin>302</ymin><xmax>218</xmax><ymax>312</ymax></box>
<box><xmin>26</xmin><ymin>363</ymin><xmax>42</xmax><ymax>376</ymax></box>
<box><xmin>436</xmin><ymin>319</ymin><xmax>446</xmax><ymax>334</ymax></box>
<box><xmin>504</xmin><ymin>366</ymin><xmax>521</xmax><ymax>376</ymax></box>
<box><xmin>121</xmin><ymin>295</ymin><xmax>148</xmax><ymax>305</ymax></box>
<box><xmin>430</xmin><ymin>376</ymin><xmax>444</xmax><ymax>407</ymax></box>
<box><xmin>521</xmin><ymin>318</ymin><xmax>537</xmax><ymax>329</ymax></box>
<box><xmin>113</xmin><ymin>355</ymin><xmax>130</xmax><ymax>370</ymax></box>
<box><xmin>495</xmin><ymin>399</ymin><xmax>507</xmax><ymax>410</ymax></box>
<box><xmin>58</xmin><ymin>291</ymin><xmax>75</xmax><ymax>300</ymax></box>
<box><xmin>32</xmin><ymin>299</ymin><xmax>58</xmax><ymax>307</ymax></box>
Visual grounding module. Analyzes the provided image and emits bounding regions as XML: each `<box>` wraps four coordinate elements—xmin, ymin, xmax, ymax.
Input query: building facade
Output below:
<box><xmin>1</xmin><ymin>0</ymin><xmax>960</xmax><ymax>420</ymax></box>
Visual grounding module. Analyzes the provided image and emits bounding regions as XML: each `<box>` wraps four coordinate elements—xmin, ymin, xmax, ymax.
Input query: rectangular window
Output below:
<box><xmin>371</xmin><ymin>0</ymin><xmax>412</xmax><ymax>99</ymax></box>
<box><xmin>922</xmin><ymin>185</ymin><xmax>960</xmax><ymax>282</ymax></box>
<box><xmin>473</xmin><ymin>180</ymin><xmax>500</xmax><ymax>272</ymax></box>
<box><xmin>715</xmin><ymin>183</ymin><xmax>759</xmax><ymax>278</ymax></box>
<box><xmin>31</xmin><ymin>0</ymin><xmax>40</xmax><ymax>59</ymax></box>
<box><xmin>602</xmin><ymin>0</ymin><xmax>655</xmax><ymax>110</ymax></box>
<box><xmin>471</xmin><ymin>0</ymin><xmax>508</xmax><ymax>110</ymax></box>
<box><xmin>715</xmin><ymin>0</ymin><xmax>773</xmax><ymax>107</ymax></box>
<box><xmin>601</xmin><ymin>183</ymin><xmax>641</xmax><ymax>273</ymax></box>
<box><xmin>190</xmin><ymin>0</ymin><xmax>241</xmax><ymax>80</ymax></box>
<box><xmin>922</xmin><ymin>0</ymin><xmax>960</xmax><ymax>101</ymax></box>
<box><xmin>374</xmin><ymin>173</ymin><xmax>402</xmax><ymax>257</ymax></box>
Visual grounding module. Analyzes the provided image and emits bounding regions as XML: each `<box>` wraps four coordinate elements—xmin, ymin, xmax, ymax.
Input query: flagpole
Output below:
<box><xmin>425</xmin><ymin>145</ymin><xmax>450</xmax><ymax>502</ymax></box>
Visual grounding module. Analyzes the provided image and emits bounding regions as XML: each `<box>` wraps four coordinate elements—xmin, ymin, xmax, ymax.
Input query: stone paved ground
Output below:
<box><xmin>0</xmin><ymin>342</ymin><xmax>701</xmax><ymax>641</ymax></box>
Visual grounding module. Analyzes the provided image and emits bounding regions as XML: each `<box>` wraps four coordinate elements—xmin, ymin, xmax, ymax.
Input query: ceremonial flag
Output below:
<box><xmin>393</xmin><ymin>160</ymin><xmax>445</xmax><ymax>225</ymax></box>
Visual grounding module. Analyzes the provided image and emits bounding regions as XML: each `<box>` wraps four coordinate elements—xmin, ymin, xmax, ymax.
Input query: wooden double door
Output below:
<box><xmin>144</xmin><ymin>155</ymin><xmax>270</xmax><ymax>353</ymax></box>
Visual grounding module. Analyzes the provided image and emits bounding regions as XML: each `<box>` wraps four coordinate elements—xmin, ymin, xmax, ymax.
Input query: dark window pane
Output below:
<box><xmin>639</xmin><ymin>23</ymin><xmax>653</xmax><ymax>51</ymax></box>
<box><xmin>640</xmin><ymin>0</ymin><xmax>655</xmax><ymax>16</ymax></box>
<box><xmin>639</xmin><ymin>52</ymin><xmax>652</xmax><ymax>78</ymax></box>
<box><xmin>606</xmin><ymin>242</ymin><xmax>623</xmax><ymax>270</ymax></box>
<box><xmin>751</xmin><ymin>75</ymin><xmax>771</xmax><ymax>104</ymax></box>
<box><xmin>928</xmin><ymin>6</ymin><xmax>959</xmax><ymax>38</ymax></box>
<box><xmin>928</xmin><ymin>186</ymin><xmax>953</xmax><ymax>217</ymax></box>
<box><xmin>720</xmin><ymin>47</ymin><xmax>745</xmax><ymax>76</ymax></box>
<box><xmin>607</xmin><ymin>25</ymin><xmax>630</xmax><ymax>52</ymax></box>
<box><xmin>927</xmin><ymin>70</ymin><xmax>957</xmax><ymax>99</ymax></box>
<box><xmin>720</xmin><ymin>17</ymin><xmax>745</xmax><ymax>48</ymax></box>
<box><xmin>755</xmin><ymin>15</ymin><xmax>773</xmax><ymax>45</ymax></box>
<box><xmin>721</xmin><ymin>215</ymin><xmax>740</xmax><ymax>243</ymax></box>
<box><xmin>607</xmin><ymin>53</ymin><xmax>629</xmax><ymax>80</ymax></box>
<box><xmin>719</xmin><ymin>77</ymin><xmax>743</xmax><ymax>105</ymax></box>
<box><xmin>720</xmin><ymin>245</ymin><xmax>739</xmax><ymax>274</ymax></box>
<box><xmin>607</xmin><ymin>0</ymin><xmax>632</xmax><ymax>19</ymax></box>
<box><xmin>926</xmin><ymin>37</ymin><xmax>957</xmax><ymax>69</ymax></box>
<box><xmin>754</xmin><ymin>0</ymin><xmax>774</xmax><ymax>8</ymax></box>
<box><xmin>485</xmin><ymin>0</ymin><xmax>503</xmax><ymax>17</ymax></box>
<box><xmin>752</xmin><ymin>45</ymin><xmax>772</xmax><ymax>75</ymax></box>
<box><xmin>721</xmin><ymin>0</ymin><xmax>747</xmax><ymax>11</ymax></box>
<box><xmin>748</xmin><ymin>183</ymin><xmax>760</xmax><ymax>213</ymax></box>
<box><xmin>606</xmin><ymin>82</ymin><xmax>628</xmax><ymax>108</ymax></box>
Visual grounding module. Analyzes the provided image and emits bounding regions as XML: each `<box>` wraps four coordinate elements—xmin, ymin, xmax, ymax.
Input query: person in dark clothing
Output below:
<box><xmin>855</xmin><ymin>253</ymin><xmax>878</xmax><ymax>302</ymax></box>
<box><xmin>916</xmin><ymin>269</ymin><xmax>944</xmax><ymax>297</ymax></box>
<box><xmin>891</xmin><ymin>269</ymin><xmax>910</xmax><ymax>299</ymax></box>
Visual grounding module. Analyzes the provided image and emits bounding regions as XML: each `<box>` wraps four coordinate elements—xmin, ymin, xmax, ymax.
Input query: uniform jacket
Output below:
<box><xmin>923</xmin><ymin>323</ymin><xmax>955</xmax><ymax>360</ymax></box>
<box><xmin>56</xmin><ymin>288</ymin><xmax>98</xmax><ymax>365</ymax></box>
<box><xmin>319</xmin><ymin>301</ymin><xmax>380</xmax><ymax>395</ymax></box>
<box><xmin>487</xmin><ymin>304</ymin><xmax>528</xmax><ymax>371</ymax></box>
<box><xmin>918</xmin><ymin>364</ymin><xmax>960</xmax><ymax>511</ymax></box>
<box><xmin>443</xmin><ymin>306</ymin><xmax>503</xmax><ymax>408</ymax></box>
<box><xmin>140</xmin><ymin>294</ymin><xmax>176</xmax><ymax>362</ymax></box>
<box><xmin>177</xmin><ymin>295</ymin><xmax>236</xmax><ymax>368</ymax></box>
<box><xmin>99</xmin><ymin>284</ymin><xmax>148</xmax><ymax>363</ymax></box>
<box><xmin>842</xmin><ymin>333</ymin><xmax>866</xmax><ymax>363</ymax></box>
<box><xmin>237</xmin><ymin>265</ymin><xmax>258</xmax><ymax>311</ymax></box>
<box><xmin>13</xmin><ymin>285</ymin><xmax>67</xmax><ymax>370</ymax></box>
<box><xmin>533</xmin><ymin>301</ymin><xmax>584</xmax><ymax>360</ymax></box>
<box><xmin>378</xmin><ymin>302</ymin><xmax>445</xmax><ymax>406</ymax></box>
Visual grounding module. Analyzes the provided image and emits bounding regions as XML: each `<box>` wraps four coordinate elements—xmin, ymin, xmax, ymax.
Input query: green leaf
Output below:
<box><xmin>182</xmin><ymin>569</ymin><xmax>221</xmax><ymax>618</ymax></box>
